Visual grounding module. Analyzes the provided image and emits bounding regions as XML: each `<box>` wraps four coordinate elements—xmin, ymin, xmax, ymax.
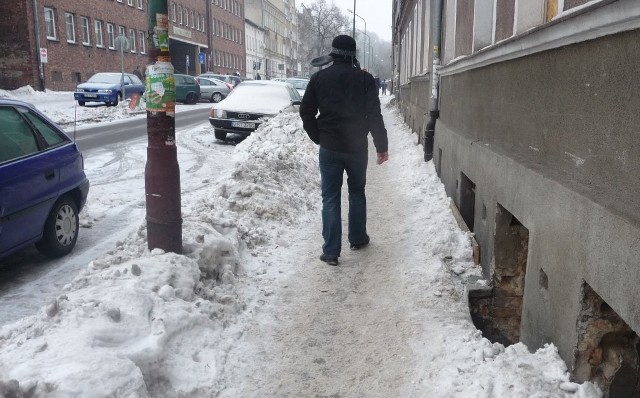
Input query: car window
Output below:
<box><xmin>287</xmin><ymin>86</ymin><xmax>301</xmax><ymax>101</ymax></box>
<box><xmin>19</xmin><ymin>107</ymin><xmax>68</xmax><ymax>148</ymax></box>
<box><xmin>87</xmin><ymin>73</ymin><xmax>120</xmax><ymax>84</ymax></box>
<box><xmin>0</xmin><ymin>106</ymin><xmax>39</xmax><ymax>163</ymax></box>
<box><xmin>130</xmin><ymin>75</ymin><xmax>143</xmax><ymax>85</ymax></box>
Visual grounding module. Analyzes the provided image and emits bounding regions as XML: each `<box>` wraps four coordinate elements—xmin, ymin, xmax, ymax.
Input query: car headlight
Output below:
<box><xmin>98</xmin><ymin>89</ymin><xmax>113</xmax><ymax>94</ymax></box>
<box><xmin>76</xmin><ymin>88</ymin><xmax>85</xmax><ymax>93</ymax></box>
<box><xmin>214</xmin><ymin>109</ymin><xmax>227</xmax><ymax>118</ymax></box>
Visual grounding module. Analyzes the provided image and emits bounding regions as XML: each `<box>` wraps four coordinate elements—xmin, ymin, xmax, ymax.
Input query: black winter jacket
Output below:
<box><xmin>299</xmin><ymin>58</ymin><xmax>388</xmax><ymax>154</ymax></box>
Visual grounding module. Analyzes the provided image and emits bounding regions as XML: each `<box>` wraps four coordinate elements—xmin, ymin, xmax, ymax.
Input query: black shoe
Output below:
<box><xmin>320</xmin><ymin>254</ymin><xmax>339</xmax><ymax>266</ymax></box>
<box><xmin>350</xmin><ymin>236</ymin><xmax>370</xmax><ymax>250</ymax></box>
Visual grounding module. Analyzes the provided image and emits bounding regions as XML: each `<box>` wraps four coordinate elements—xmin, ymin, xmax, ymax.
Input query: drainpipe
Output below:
<box><xmin>32</xmin><ymin>0</ymin><xmax>45</xmax><ymax>91</ymax></box>
<box><xmin>424</xmin><ymin>0</ymin><xmax>443</xmax><ymax>162</ymax></box>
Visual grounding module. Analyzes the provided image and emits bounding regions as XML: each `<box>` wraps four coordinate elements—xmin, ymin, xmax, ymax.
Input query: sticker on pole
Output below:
<box><xmin>146</xmin><ymin>62</ymin><xmax>176</xmax><ymax>112</ymax></box>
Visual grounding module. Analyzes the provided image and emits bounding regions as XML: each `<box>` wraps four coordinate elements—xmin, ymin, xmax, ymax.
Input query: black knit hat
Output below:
<box><xmin>329</xmin><ymin>35</ymin><xmax>356</xmax><ymax>57</ymax></box>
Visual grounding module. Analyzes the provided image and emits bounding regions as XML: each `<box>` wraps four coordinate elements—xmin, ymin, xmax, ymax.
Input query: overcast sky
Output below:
<box><xmin>301</xmin><ymin>0</ymin><xmax>393</xmax><ymax>42</ymax></box>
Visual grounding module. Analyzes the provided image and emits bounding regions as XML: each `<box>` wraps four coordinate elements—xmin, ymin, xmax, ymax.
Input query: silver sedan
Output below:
<box><xmin>195</xmin><ymin>77</ymin><xmax>231</xmax><ymax>103</ymax></box>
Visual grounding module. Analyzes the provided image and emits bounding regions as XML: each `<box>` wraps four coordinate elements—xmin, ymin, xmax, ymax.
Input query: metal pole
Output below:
<box><xmin>145</xmin><ymin>0</ymin><xmax>182</xmax><ymax>253</ymax></box>
<box><xmin>120</xmin><ymin>44</ymin><xmax>125</xmax><ymax>100</ymax></box>
<box><xmin>352</xmin><ymin>0</ymin><xmax>356</xmax><ymax>38</ymax></box>
<box><xmin>350</xmin><ymin>10</ymin><xmax>367</xmax><ymax>69</ymax></box>
<box><xmin>32</xmin><ymin>0</ymin><xmax>45</xmax><ymax>91</ymax></box>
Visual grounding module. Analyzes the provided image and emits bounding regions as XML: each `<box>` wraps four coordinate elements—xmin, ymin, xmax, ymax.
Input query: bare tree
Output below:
<box><xmin>298</xmin><ymin>0</ymin><xmax>350</xmax><ymax>73</ymax></box>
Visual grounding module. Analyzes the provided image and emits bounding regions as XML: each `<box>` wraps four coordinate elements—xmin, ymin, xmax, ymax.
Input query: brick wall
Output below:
<box><xmin>0</xmin><ymin>2</ymin><xmax>38</xmax><ymax>90</ymax></box>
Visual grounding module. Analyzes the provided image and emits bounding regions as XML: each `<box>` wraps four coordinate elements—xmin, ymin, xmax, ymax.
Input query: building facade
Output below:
<box><xmin>245</xmin><ymin>0</ymin><xmax>287</xmax><ymax>80</ymax></box>
<box><xmin>0</xmin><ymin>0</ymin><xmax>150</xmax><ymax>91</ymax></box>
<box><xmin>394</xmin><ymin>0</ymin><xmax>640</xmax><ymax>395</ymax></box>
<box><xmin>1</xmin><ymin>0</ymin><xmax>212</xmax><ymax>91</ymax></box>
<box><xmin>208</xmin><ymin>0</ymin><xmax>246</xmax><ymax>76</ymax></box>
<box><xmin>245</xmin><ymin>18</ymin><xmax>265</xmax><ymax>79</ymax></box>
<box><xmin>167</xmin><ymin>0</ymin><xmax>209</xmax><ymax>76</ymax></box>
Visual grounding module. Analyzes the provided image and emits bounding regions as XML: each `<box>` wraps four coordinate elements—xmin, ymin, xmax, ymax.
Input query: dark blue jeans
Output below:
<box><xmin>319</xmin><ymin>146</ymin><xmax>369</xmax><ymax>257</ymax></box>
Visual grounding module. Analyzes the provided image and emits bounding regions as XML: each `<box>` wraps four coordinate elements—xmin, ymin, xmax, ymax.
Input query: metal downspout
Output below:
<box><xmin>424</xmin><ymin>0</ymin><xmax>443</xmax><ymax>162</ymax></box>
<box><xmin>32</xmin><ymin>0</ymin><xmax>45</xmax><ymax>91</ymax></box>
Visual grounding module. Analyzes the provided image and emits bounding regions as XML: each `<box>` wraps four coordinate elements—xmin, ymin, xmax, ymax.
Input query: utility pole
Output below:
<box><xmin>145</xmin><ymin>0</ymin><xmax>182</xmax><ymax>253</ymax></box>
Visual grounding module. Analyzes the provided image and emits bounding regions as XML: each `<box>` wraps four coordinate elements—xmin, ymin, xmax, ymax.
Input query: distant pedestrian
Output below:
<box><xmin>374</xmin><ymin>76</ymin><xmax>381</xmax><ymax>95</ymax></box>
<box><xmin>300</xmin><ymin>34</ymin><xmax>389</xmax><ymax>266</ymax></box>
<box><xmin>381</xmin><ymin>80</ymin><xmax>387</xmax><ymax>95</ymax></box>
<box><xmin>256</xmin><ymin>73</ymin><xmax>262</xmax><ymax>80</ymax></box>
<box><xmin>133</xmin><ymin>65</ymin><xmax>143</xmax><ymax>81</ymax></box>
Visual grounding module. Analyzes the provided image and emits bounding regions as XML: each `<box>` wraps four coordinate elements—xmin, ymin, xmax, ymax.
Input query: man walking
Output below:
<box><xmin>300</xmin><ymin>35</ymin><xmax>389</xmax><ymax>266</ymax></box>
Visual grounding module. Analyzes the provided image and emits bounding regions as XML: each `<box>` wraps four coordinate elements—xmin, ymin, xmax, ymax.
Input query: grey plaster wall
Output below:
<box><xmin>435</xmin><ymin>120</ymin><xmax>640</xmax><ymax>364</ymax></box>
<box><xmin>433</xmin><ymin>28</ymin><xmax>640</xmax><ymax>363</ymax></box>
<box><xmin>439</xmin><ymin>28</ymin><xmax>640</xmax><ymax>226</ymax></box>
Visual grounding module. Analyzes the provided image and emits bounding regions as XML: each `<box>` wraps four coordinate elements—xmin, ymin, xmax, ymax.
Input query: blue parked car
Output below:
<box><xmin>0</xmin><ymin>99</ymin><xmax>90</xmax><ymax>260</ymax></box>
<box><xmin>74</xmin><ymin>72</ymin><xmax>145</xmax><ymax>106</ymax></box>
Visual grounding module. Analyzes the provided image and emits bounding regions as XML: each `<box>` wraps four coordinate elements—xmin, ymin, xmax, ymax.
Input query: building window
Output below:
<box><xmin>73</xmin><ymin>72</ymin><xmax>82</xmax><ymax>82</ymax></box>
<box><xmin>138</xmin><ymin>31</ymin><xmax>146</xmax><ymax>54</ymax></box>
<box><xmin>172</xmin><ymin>4</ymin><xmax>177</xmax><ymax>22</ymax></box>
<box><xmin>95</xmin><ymin>20</ymin><xmax>104</xmax><ymax>47</ymax></box>
<box><xmin>52</xmin><ymin>71</ymin><xmax>63</xmax><ymax>82</ymax></box>
<box><xmin>118</xmin><ymin>25</ymin><xmax>126</xmax><ymax>39</ymax></box>
<box><xmin>80</xmin><ymin>16</ymin><xmax>90</xmax><ymax>45</ymax></box>
<box><xmin>178</xmin><ymin>6</ymin><xmax>183</xmax><ymax>24</ymax></box>
<box><xmin>44</xmin><ymin>8</ymin><xmax>57</xmax><ymax>40</ymax></box>
<box><xmin>117</xmin><ymin>0</ymin><xmax>123</xmax><ymax>3</ymax></box>
<box><xmin>65</xmin><ymin>13</ymin><xmax>76</xmax><ymax>43</ymax></box>
<box><xmin>137</xmin><ymin>0</ymin><xmax>143</xmax><ymax>9</ymax></box>
<box><xmin>201</xmin><ymin>16</ymin><xmax>205</xmax><ymax>32</ymax></box>
<box><xmin>127</xmin><ymin>0</ymin><xmax>133</xmax><ymax>6</ymax></box>
<box><xmin>190</xmin><ymin>11</ymin><xmax>195</xmax><ymax>28</ymax></box>
<box><xmin>184</xmin><ymin>8</ymin><xmax>189</xmax><ymax>26</ymax></box>
<box><xmin>107</xmin><ymin>23</ymin><xmax>115</xmax><ymax>49</ymax></box>
<box><xmin>129</xmin><ymin>28</ymin><xmax>136</xmax><ymax>52</ymax></box>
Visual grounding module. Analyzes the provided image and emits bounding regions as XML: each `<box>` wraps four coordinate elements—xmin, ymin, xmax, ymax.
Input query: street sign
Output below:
<box><xmin>198</xmin><ymin>52</ymin><xmax>205</xmax><ymax>64</ymax></box>
<box><xmin>40</xmin><ymin>48</ymin><xmax>48</xmax><ymax>64</ymax></box>
<box><xmin>186</xmin><ymin>54</ymin><xmax>190</xmax><ymax>67</ymax></box>
<box><xmin>114</xmin><ymin>35</ymin><xmax>130</xmax><ymax>53</ymax></box>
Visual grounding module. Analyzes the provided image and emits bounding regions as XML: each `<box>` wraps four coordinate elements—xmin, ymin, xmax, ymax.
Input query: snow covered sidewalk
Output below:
<box><xmin>0</xmin><ymin>96</ymin><xmax>600</xmax><ymax>397</ymax></box>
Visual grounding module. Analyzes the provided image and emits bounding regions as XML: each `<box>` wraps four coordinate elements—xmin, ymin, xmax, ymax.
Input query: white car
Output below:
<box><xmin>208</xmin><ymin>81</ymin><xmax>302</xmax><ymax>141</ymax></box>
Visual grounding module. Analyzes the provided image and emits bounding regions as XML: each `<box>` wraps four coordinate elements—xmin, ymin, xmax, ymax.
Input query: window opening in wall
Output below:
<box><xmin>72</xmin><ymin>72</ymin><xmax>81</xmax><ymax>83</ymax></box>
<box><xmin>574</xmin><ymin>283</ymin><xmax>639</xmax><ymax>397</ymax></box>
<box><xmin>44</xmin><ymin>8</ymin><xmax>57</xmax><ymax>40</ymax></box>
<box><xmin>52</xmin><ymin>71</ymin><xmax>63</xmax><ymax>82</ymax></box>
<box><xmin>459</xmin><ymin>172</ymin><xmax>476</xmax><ymax>232</ymax></box>
<box><xmin>65</xmin><ymin>13</ymin><xmax>76</xmax><ymax>43</ymax></box>
<box><xmin>468</xmin><ymin>203</ymin><xmax>529</xmax><ymax>346</ymax></box>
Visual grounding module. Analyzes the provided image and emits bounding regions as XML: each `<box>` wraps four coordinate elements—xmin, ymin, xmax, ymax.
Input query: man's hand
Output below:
<box><xmin>376</xmin><ymin>151</ymin><xmax>389</xmax><ymax>165</ymax></box>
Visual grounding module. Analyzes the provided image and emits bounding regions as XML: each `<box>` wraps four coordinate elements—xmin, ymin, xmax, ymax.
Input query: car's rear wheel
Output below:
<box><xmin>78</xmin><ymin>101</ymin><xmax>85</xmax><ymax>106</ymax></box>
<box><xmin>35</xmin><ymin>195</ymin><xmax>79</xmax><ymax>258</ymax></box>
<box><xmin>211</xmin><ymin>92</ymin><xmax>223</xmax><ymax>103</ymax></box>
<box><xmin>214</xmin><ymin>130</ymin><xmax>227</xmax><ymax>140</ymax></box>
<box><xmin>186</xmin><ymin>93</ymin><xmax>198</xmax><ymax>104</ymax></box>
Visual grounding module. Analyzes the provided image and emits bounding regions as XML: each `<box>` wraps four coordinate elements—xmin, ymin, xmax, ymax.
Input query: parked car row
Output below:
<box><xmin>0</xmin><ymin>99</ymin><xmax>90</xmax><ymax>261</ymax></box>
<box><xmin>73</xmin><ymin>72</ymin><xmax>307</xmax><ymax>108</ymax></box>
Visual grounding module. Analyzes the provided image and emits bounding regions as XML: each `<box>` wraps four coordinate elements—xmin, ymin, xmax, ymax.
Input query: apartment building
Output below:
<box><xmin>0</xmin><ymin>0</ymin><xmax>208</xmax><ymax>91</ymax></box>
<box><xmin>208</xmin><ymin>0</ymin><xmax>246</xmax><ymax>76</ymax></box>
<box><xmin>245</xmin><ymin>0</ymin><xmax>288</xmax><ymax>79</ymax></box>
<box><xmin>393</xmin><ymin>0</ymin><xmax>640</xmax><ymax>395</ymax></box>
<box><xmin>245</xmin><ymin>18</ymin><xmax>265</xmax><ymax>79</ymax></box>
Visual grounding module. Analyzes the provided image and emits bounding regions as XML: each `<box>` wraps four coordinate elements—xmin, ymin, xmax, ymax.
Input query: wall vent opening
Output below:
<box><xmin>574</xmin><ymin>282</ymin><xmax>639</xmax><ymax>397</ymax></box>
<box><xmin>469</xmin><ymin>204</ymin><xmax>528</xmax><ymax>346</ymax></box>
<box><xmin>459</xmin><ymin>172</ymin><xmax>476</xmax><ymax>232</ymax></box>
